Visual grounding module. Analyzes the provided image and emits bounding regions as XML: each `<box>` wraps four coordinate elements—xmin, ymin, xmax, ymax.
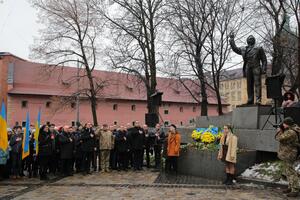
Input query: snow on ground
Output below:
<box><xmin>241</xmin><ymin>161</ymin><xmax>300</xmax><ymax>184</ymax></box>
<box><xmin>295</xmin><ymin>162</ymin><xmax>300</xmax><ymax>173</ymax></box>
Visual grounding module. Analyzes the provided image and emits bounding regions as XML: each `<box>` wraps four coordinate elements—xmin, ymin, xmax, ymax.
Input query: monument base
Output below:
<box><xmin>233</xmin><ymin>105</ymin><xmax>271</xmax><ymax>129</ymax></box>
<box><xmin>177</xmin><ymin>148</ymin><xmax>257</xmax><ymax>180</ymax></box>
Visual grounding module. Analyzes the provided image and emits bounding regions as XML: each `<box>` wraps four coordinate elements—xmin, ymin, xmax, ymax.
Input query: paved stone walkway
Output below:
<box><xmin>0</xmin><ymin>170</ymin><xmax>291</xmax><ymax>199</ymax></box>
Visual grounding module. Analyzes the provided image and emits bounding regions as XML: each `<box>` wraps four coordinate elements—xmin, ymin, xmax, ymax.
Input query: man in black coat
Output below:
<box><xmin>152</xmin><ymin>123</ymin><xmax>165</xmax><ymax>170</ymax></box>
<box><xmin>81</xmin><ymin>123</ymin><xmax>95</xmax><ymax>175</ymax></box>
<box><xmin>58</xmin><ymin>126</ymin><xmax>75</xmax><ymax>177</ymax></box>
<box><xmin>74</xmin><ymin>125</ymin><xmax>84</xmax><ymax>173</ymax></box>
<box><xmin>9</xmin><ymin>126</ymin><xmax>23</xmax><ymax>179</ymax></box>
<box><xmin>27</xmin><ymin>127</ymin><xmax>38</xmax><ymax>178</ymax></box>
<box><xmin>49</xmin><ymin>124</ymin><xmax>59</xmax><ymax>175</ymax></box>
<box><xmin>143</xmin><ymin>124</ymin><xmax>154</xmax><ymax>168</ymax></box>
<box><xmin>130</xmin><ymin>121</ymin><xmax>145</xmax><ymax>170</ymax></box>
<box><xmin>38</xmin><ymin>125</ymin><xmax>54</xmax><ymax>180</ymax></box>
<box><xmin>115</xmin><ymin>126</ymin><xmax>129</xmax><ymax>171</ymax></box>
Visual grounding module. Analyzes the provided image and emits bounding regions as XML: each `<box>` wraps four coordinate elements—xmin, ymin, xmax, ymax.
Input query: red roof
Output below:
<box><xmin>6</xmin><ymin>55</ymin><xmax>226</xmax><ymax>105</ymax></box>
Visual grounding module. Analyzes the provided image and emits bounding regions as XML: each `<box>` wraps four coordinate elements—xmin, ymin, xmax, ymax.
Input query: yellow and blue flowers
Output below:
<box><xmin>191</xmin><ymin>125</ymin><xmax>223</xmax><ymax>144</ymax></box>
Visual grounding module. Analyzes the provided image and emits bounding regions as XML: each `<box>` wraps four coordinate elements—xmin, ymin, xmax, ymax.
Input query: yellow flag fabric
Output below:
<box><xmin>34</xmin><ymin>110</ymin><xmax>41</xmax><ymax>155</ymax></box>
<box><xmin>22</xmin><ymin>112</ymin><xmax>30</xmax><ymax>159</ymax></box>
<box><xmin>0</xmin><ymin>101</ymin><xmax>8</xmax><ymax>151</ymax></box>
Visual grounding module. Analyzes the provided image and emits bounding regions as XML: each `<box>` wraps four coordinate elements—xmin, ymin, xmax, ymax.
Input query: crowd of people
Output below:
<box><xmin>0</xmin><ymin>121</ymin><xmax>181</xmax><ymax>181</ymax></box>
<box><xmin>1</xmin><ymin>114</ymin><xmax>299</xmax><ymax>197</ymax></box>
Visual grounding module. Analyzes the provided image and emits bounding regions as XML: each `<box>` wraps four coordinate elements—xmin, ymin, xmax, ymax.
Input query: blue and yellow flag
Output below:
<box><xmin>34</xmin><ymin>109</ymin><xmax>41</xmax><ymax>155</ymax></box>
<box><xmin>22</xmin><ymin>112</ymin><xmax>30</xmax><ymax>159</ymax></box>
<box><xmin>0</xmin><ymin>100</ymin><xmax>8</xmax><ymax>151</ymax></box>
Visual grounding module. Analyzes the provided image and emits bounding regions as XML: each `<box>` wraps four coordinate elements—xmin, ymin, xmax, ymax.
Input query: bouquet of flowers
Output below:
<box><xmin>201</xmin><ymin>131</ymin><xmax>215</xmax><ymax>144</ymax></box>
<box><xmin>191</xmin><ymin>125</ymin><xmax>223</xmax><ymax>145</ymax></box>
<box><xmin>191</xmin><ymin>128</ymin><xmax>206</xmax><ymax>142</ymax></box>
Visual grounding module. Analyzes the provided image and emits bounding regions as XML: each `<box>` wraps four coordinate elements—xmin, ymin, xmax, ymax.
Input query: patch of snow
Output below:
<box><xmin>241</xmin><ymin>162</ymin><xmax>289</xmax><ymax>184</ymax></box>
<box><xmin>277</xmin><ymin>179</ymin><xmax>288</xmax><ymax>185</ymax></box>
<box><xmin>295</xmin><ymin>161</ymin><xmax>300</xmax><ymax>173</ymax></box>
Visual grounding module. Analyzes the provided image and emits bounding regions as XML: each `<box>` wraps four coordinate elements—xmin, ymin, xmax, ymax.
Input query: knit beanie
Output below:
<box><xmin>283</xmin><ymin>117</ymin><xmax>295</xmax><ymax>126</ymax></box>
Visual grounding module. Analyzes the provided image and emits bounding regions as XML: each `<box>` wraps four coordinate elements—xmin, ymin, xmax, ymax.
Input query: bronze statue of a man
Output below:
<box><xmin>229</xmin><ymin>34</ymin><xmax>267</xmax><ymax>105</ymax></box>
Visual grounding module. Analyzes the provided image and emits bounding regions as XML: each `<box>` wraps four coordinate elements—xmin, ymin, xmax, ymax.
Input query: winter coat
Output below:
<box><xmin>9</xmin><ymin>133</ymin><xmax>23</xmax><ymax>154</ymax></box>
<box><xmin>275</xmin><ymin>125</ymin><xmax>300</xmax><ymax>162</ymax></box>
<box><xmin>115</xmin><ymin>130</ymin><xmax>128</xmax><ymax>153</ymax></box>
<box><xmin>29</xmin><ymin>135</ymin><xmax>35</xmax><ymax>156</ymax></box>
<box><xmin>50</xmin><ymin>130</ymin><xmax>58</xmax><ymax>153</ymax></box>
<box><xmin>153</xmin><ymin>129</ymin><xmax>165</xmax><ymax>146</ymax></box>
<box><xmin>59</xmin><ymin>131</ymin><xmax>75</xmax><ymax>159</ymax></box>
<box><xmin>38</xmin><ymin>130</ymin><xmax>53</xmax><ymax>156</ymax></box>
<box><xmin>74</xmin><ymin>130</ymin><xmax>83</xmax><ymax>158</ymax></box>
<box><xmin>130</xmin><ymin>127</ymin><xmax>145</xmax><ymax>150</ymax></box>
<box><xmin>126</xmin><ymin>128</ymin><xmax>134</xmax><ymax>150</ymax></box>
<box><xmin>167</xmin><ymin>131</ymin><xmax>181</xmax><ymax>157</ymax></box>
<box><xmin>145</xmin><ymin>130</ymin><xmax>155</xmax><ymax>148</ymax></box>
<box><xmin>97</xmin><ymin>130</ymin><xmax>114</xmax><ymax>150</ymax></box>
<box><xmin>81</xmin><ymin>128</ymin><xmax>96</xmax><ymax>152</ymax></box>
<box><xmin>218</xmin><ymin>133</ymin><xmax>238</xmax><ymax>163</ymax></box>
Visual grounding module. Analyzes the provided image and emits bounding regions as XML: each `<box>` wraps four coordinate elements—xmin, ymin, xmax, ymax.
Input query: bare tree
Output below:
<box><xmin>94</xmin><ymin>0</ymin><xmax>165</xmax><ymax>115</ymax></box>
<box><xmin>258</xmin><ymin>0</ymin><xmax>300</xmax><ymax>96</ymax></box>
<box><xmin>30</xmin><ymin>0</ymin><xmax>104</xmax><ymax>126</ymax></box>
<box><xmin>205</xmin><ymin>0</ymin><xmax>247</xmax><ymax>115</ymax></box>
<box><xmin>165</xmin><ymin>0</ymin><xmax>215</xmax><ymax>116</ymax></box>
<box><xmin>258</xmin><ymin>0</ymin><xmax>287</xmax><ymax>76</ymax></box>
<box><xmin>284</xmin><ymin>0</ymin><xmax>300</xmax><ymax>95</ymax></box>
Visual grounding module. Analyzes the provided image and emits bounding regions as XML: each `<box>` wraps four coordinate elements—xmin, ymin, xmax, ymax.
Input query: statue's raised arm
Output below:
<box><xmin>229</xmin><ymin>33</ymin><xmax>242</xmax><ymax>55</ymax></box>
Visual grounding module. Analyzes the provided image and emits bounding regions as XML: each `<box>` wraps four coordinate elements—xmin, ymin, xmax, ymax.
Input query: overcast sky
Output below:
<box><xmin>0</xmin><ymin>0</ymin><xmax>40</xmax><ymax>60</ymax></box>
<box><xmin>0</xmin><ymin>0</ymin><xmax>246</xmax><ymax>69</ymax></box>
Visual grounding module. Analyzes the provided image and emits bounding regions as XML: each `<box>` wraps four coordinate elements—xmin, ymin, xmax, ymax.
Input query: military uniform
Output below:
<box><xmin>275</xmin><ymin>125</ymin><xmax>300</xmax><ymax>193</ymax></box>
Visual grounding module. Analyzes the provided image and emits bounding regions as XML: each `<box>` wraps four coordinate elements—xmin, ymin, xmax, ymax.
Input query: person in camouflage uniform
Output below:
<box><xmin>275</xmin><ymin>117</ymin><xmax>300</xmax><ymax>198</ymax></box>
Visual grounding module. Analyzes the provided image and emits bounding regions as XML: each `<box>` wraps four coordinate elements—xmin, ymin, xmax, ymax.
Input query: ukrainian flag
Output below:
<box><xmin>0</xmin><ymin>100</ymin><xmax>8</xmax><ymax>151</ymax></box>
<box><xmin>34</xmin><ymin>110</ymin><xmax>41</xmax><ymax>155</ymax></box>
<box><xmin>22</xmin><ymin>112</ymin><xmax>30</xmax><ymax>159</ymax></box>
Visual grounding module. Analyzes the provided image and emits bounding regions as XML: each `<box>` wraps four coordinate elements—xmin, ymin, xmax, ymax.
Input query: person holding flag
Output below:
<box><xmin>9</xmin><ymin>126</ymin><xmax>23</xmax><ymax>179</ymax></box>
<box><xmin>26</xmin><ymin>110</ymin><xmax>41</xmax><ymax>178</ymax></box>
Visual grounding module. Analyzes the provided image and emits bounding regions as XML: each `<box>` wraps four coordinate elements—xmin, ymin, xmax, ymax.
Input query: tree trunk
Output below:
<box><xmin>271</xmin><ymin>35</ymin><xmax>284</xmax><ymax>75</ymax></box>
<box><xmin>290</xmin><ymin>32</ymin><xmax>300</xmax><ymax>96</ymax></box>
<box><xmin>215</xmin><ymin>88</ymin><xmax>223</xmax><ymax>115</ymax></box>
<box><xmin>86</xmin><ymin>69</ymin><xmax>98</xmax><ymax>126</ymax></box>
<box><xmin>200</xmin><ymin>79</ymin><xmax>208</xmax><ymax>116</ymax></box>
<box><xmin>213</xmin><ymin>73</ymin><xmax>223</xmax><ymax>115</ymax></box>
<box><xmin>198</xmin><ymin>68</ymin><xmax>208</xmax><ymax>116</ymax></box>
<box><xmin>298</xmin><ymin>34</ymin><xmax>300</xmax><ymax>95</ymax></box>
<box><xmin>147</xmin><ymin>88</ymin><xmax>158</xmax><ymax>114</ymax></box>
<box><xmin>195</xmin><ymin>49</ymin><xmax>208</xmax><ymax>116</ymax></box>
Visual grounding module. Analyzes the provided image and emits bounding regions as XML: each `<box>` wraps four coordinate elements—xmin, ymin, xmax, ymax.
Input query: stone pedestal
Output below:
<box><xmin>232</xmin><ymin>105</ymin><xmax>271</xmax><ymax>129</ymax></box>
<box><xmin>177</xmin><ymin>148</ymin><xmax>257</xmax><ymax>180</ymax></box>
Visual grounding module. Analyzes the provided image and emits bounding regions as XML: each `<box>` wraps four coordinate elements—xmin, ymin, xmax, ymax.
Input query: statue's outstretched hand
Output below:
<box><xmin>229</xmin><ymin>32</ymin><xmax>235</xmax><ymax>39</ymax></box>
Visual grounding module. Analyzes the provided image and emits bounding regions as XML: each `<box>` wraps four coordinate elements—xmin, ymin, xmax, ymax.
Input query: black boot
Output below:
<box><xmin>225</xmin><ymin>174</ymin><xmax>233</xmax><ymax>185</ymax></box>
<box><xmin>223</xmin><ymin>173</ymin><xmax>229</xmax><ymax>184</ymax></box>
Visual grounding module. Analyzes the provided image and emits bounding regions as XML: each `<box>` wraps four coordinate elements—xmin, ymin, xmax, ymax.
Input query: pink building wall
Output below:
<box><xmin>7</xmin><ymin>94</ymin><xmax>223</xmax><ymax>127</ymax></box>
<box><xmin>0</xmin><ymin>53</ymin><xmax>228</xmax><ymax>127</ymax></box>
